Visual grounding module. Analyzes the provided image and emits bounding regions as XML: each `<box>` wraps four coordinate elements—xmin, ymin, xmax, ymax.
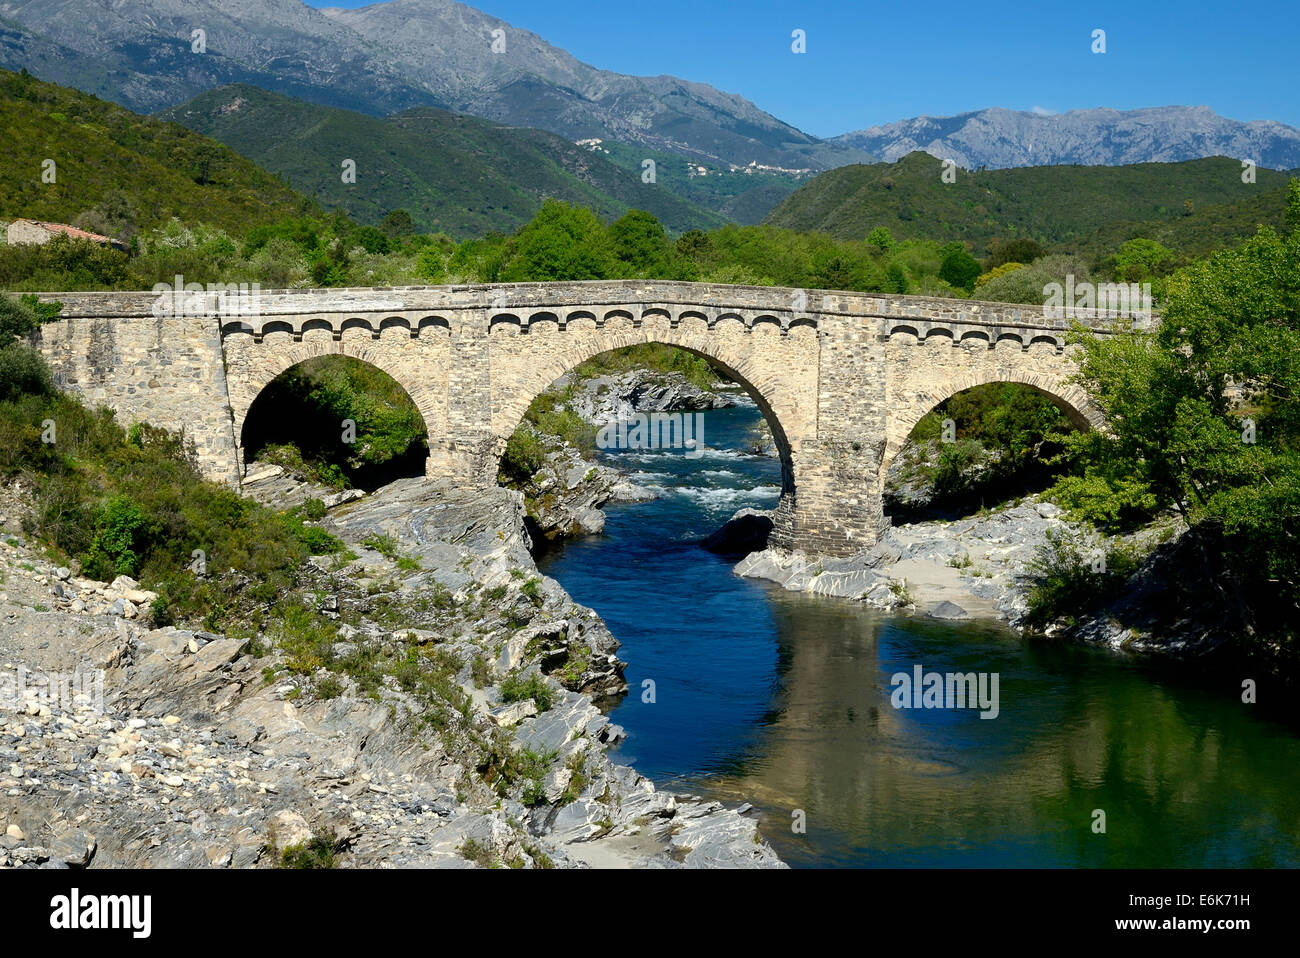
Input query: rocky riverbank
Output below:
<box><xmin>728</xmin><ymin>496</ymin><xmax>1213</xmax><ymax>658</ymax></box>
<box><xmin>0</xmin><ymin>477</ymin><xmax>783</xmax><ymax>869</ymax></box>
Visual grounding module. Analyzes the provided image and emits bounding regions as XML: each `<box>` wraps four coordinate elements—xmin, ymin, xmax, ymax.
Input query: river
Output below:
<box><xmin>536</xmin><ymin>398</ymin><xmax>1300</xmax><ymax>867</ymax></box>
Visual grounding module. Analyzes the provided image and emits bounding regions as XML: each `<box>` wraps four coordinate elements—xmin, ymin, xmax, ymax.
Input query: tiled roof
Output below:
<box><xmin>8</xmin><ymin>218</ymin><xmax>120</xmax><ymax>245</ymax></box>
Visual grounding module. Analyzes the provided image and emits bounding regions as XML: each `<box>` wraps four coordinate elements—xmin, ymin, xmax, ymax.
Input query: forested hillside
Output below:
<box><xmin>765</xmin><ymin>152</ymin><xmax>1295</xmax><ymax>257</ymax></box>
<box><xmin>0</xmin><ymin>69</ymin><xmax>314</xmax><ymax>240</ymax></box>
<box><xmin>159</xmin><ymin>85</ymin><xmax>724</xmax><ymax>237</ymax></box>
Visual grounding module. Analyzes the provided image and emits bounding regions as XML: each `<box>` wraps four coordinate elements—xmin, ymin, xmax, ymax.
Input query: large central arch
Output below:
<box><xmin>484</xmin><ymin>309</ymin><xmax>821</xmax><ymax>511</ymax></box>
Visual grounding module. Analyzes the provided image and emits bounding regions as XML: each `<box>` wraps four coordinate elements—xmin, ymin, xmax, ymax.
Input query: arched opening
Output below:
<box><xmin>883</xmin><ymin>381</ymin><xmax>1088</xmax><ymax>524</ymax></box>
<box><xmin>241</xmin><ymin>355</ymin><xmax>430</xmax><ymax>492</ymax></box>
<box><xmin>495</xmin><ymin>341</ymin><xmax>794</xmax><ymax>554</ymax></box>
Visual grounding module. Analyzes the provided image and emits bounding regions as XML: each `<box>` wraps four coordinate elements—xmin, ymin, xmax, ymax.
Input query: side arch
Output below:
<box><xmin>224</xmin><ymin>337</ymin><xmax>443</xmax><ymax>478</ymax></box>
<box><xmin>880</xmin><ymin>369</ymin><xmax>1103</xmax><ymax>484</ymax></box>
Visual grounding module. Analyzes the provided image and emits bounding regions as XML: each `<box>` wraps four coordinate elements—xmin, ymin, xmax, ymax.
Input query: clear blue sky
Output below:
<box><xmin>312</xmin><ymin>0</ymin><xmax>1300</xmax><ymax>136</ymax></box>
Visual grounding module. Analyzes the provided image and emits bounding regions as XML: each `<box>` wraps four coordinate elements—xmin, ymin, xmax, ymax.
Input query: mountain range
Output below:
<box><xmin>0</xmin><ymin>0</ymin><xmax>865</xmax><ymax>171</ymax></box>
<box><xmin>6</xmin><ymin>0</ymin><xmax>1300</xmax><ymax>179</ymax></box>
<box><xmin>157</xmin><ymin>84</ymin><xmax>726</xmax><ymax>236</ymax></box>
<box><xmin>834</xmin><ymin>106</ymin><xmax>1300</xmax><ymax>171</ymax></box>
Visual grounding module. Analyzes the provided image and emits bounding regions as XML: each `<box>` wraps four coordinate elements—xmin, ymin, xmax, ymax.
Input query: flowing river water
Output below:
<box><xmin>536</xmin><ymin>399</ymin><xmax>1300</xmax><ymax>867</ymax></box>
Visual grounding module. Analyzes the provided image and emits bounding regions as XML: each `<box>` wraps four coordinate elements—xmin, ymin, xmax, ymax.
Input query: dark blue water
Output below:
<box><xmin>541</xmin><ymin>398</ymin><xmax>784</xmax><ymax>780</ymax></box>
<box><xmin>537</xmin><ymin>398</ymin><xmax>1300</xmax><ymax>868</ymax></box>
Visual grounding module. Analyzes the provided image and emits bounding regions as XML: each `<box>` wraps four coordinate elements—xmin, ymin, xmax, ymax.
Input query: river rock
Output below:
<box><xmin>928</xmin><ymin>600</ymin><xmax>970</xmax><ymax>620</ymax></box>
<box><xmin>488</xmin><ymin>700</ymin><xmax>538</xmax><ymax>727</ymax></box>
<box><xmin>702</xmin><ymin>508</ymin><xmax>773</xmax><ymax>557</ymax></box>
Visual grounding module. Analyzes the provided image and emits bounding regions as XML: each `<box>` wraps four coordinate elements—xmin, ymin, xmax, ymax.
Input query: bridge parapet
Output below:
<box><xmin>34</xmin><ymin>281</ymin><xmax>1154</xmax><ymax>328</ymax></box>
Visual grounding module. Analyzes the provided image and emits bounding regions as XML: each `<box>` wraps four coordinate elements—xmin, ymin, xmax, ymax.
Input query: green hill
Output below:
<box><xmin>158</xmin><ymin>85</ymin><xmax>726</xmax><ymax>238</ymax></box>
<box><xmin>591</xmin><ymin>141</ymin><xmax>809</xmax><ymax>225</ymax></box>
<box><xmin>0</xmin><ymin>68</ymin><xmax>314</xmax><ymax>237</ymax></box>
<box><xmin>765</xmin><ymin>152</ymin><xmax>1295</xmax><ymax>256</ymax></box>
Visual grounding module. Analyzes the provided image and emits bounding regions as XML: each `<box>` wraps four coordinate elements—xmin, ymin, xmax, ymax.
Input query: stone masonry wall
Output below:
<box><xmin>33</xmin><ymin>292</ymin><xmax>239</xmax><ymax>485</ymax></box>
<box><xmin>31</xmin><ymin>282</ymin><xmax>1127</xmax><ymax>558</ymax></box>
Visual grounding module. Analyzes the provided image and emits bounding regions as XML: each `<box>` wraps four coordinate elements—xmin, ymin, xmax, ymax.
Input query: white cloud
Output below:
<box><xmin>1029</xmin><ymin>105</ymin><xmax>1056</xmax><ymax>116</ymax></box>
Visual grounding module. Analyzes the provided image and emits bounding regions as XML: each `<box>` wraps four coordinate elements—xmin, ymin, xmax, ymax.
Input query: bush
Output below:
<box><xmin>0</xmin><ymin>339</ymin><xmax>314</xmax><ymax>627</ymax></box>
<box><xmin>81</xmin><ymin>495</ymin><xmax>156</xmax><ymax>580</ymax></box>
<box><xmin>500</xmin><ymin>671</ymin><xmax>554</xmax><ymax>712</ymax></box>
<box><xmin>279</xmin><ymin>830</ymin><xmax>343</xmax><ymax>869</ymax></box>
<box><xmin>0</xmin><ymin>342</ymin><xmax>55</xmax><ymax>401</ymax></box>
<box><xmin>1025</xmin><ymin>529</ymin><xmax>1139</xmax><ymax>629</ymax></box>
<box><xmin>499</xmin><ymin>429</ymin><xmax>547</xmax><ymax>485</ymax></box>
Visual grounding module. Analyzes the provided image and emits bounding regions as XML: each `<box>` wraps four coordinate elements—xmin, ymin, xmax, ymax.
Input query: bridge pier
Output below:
<box><xmin>767</xmin><ymin>440</ymin><xmax>888</xmax><ymax>556</ymax></box>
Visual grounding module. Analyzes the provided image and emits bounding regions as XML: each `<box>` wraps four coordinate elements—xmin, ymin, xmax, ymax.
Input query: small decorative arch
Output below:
<box><xmin>256</xmin><ymin>320</ymin><xmax>295</xmax><ymax>343</ymax></box>
<box><xmin>489</xmin><ymin>314</ymin><xmax>523</xmax><ymax>334</ymax></box>
<box><xmin>601</xmin><ymin>308</ymin><xmax>635</xmax><ymax>327</ymax></box>
<box><xmin>340</xmin><ymin>317</ymin><xmax>378</xmax><ymax>340</ymax></box>
<box><xmin>713</xmin><ymin>312</ymin><xmax>747</xmax><ymax>333</ymax></box>
<box><xmin>301</xmin><ymin>318</ymin><xmax>334</xmax><ymax>339</ymax></box>
<box><xmin>417</xmin><ymin>316</ymin><xmax>451</xmax><ymax>336</ymax></box>
<box><xmin>380</xmin><ymin>316</ymin><xmax>414</xmax><ymax>338</ymax></box>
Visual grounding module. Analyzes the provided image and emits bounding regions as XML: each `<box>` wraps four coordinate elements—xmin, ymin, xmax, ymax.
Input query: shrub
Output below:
<box><xmin>500</xmin><ymin>671</ymin><xmax>554</xmax><ymax>712</ymax></box>
<box><xmin>82</xmin><ymin>495</ymin><xmax>155</xmax><ymax>580</ymax></box>
<box><xmin>279</xmin><ymin>830</ymin><xmax>343</xmax><ymax>869</ymax></box>
<box><xmin>0</xmin><ymin>342</ymin><xmax>54</xmax><ymax>401</ymax></box>
<box><xmin>1025</xmin><ymin>529</ymin><xmax>1139</xmax><ymax>629</ymax></box>
<box><xmin>499</xmin><ymin>429</ymin><xmax>547</xmax><ymax>485</ymax></box>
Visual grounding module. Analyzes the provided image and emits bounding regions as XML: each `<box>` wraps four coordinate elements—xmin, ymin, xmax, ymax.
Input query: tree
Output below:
<box><xmin>938</xmin><ymin>242</ymin><xmax>981</xmax><ymax>290</ymax></box>
<box><xmin>1112</xmin><ymin>238</ymin><xmax>1175</xmax><ymax>282</ymax></box>
<box><xmin>885</xmin><ymin>262</ymin><xmax>909</xmax><ymax>293</ymax></box>
<box><xmin>1053</xmin><ymin>212</ymin><xmax>1300</xmax><ymax>644</ymax></box>
<box><xmin>866</xmin><ymin>226</ymin><xmax>895</xmax><ymax>253</ymax></box>
<box><xmin>499</xmin><ymin>200</ymin><xmax>616</xmax><ymax>282</ymax></box>
<box><xmin>73</xmin><ymin>189</ymin><xmax>137</xmax><ymax>243</ymax></box>
<box><xmin>608</xmin><ymin>209</ymin><xmax>671</xmax><ymax>276</ymax></box>
<box><xmin>379</xmin><ymin>209</ymin><xmax>416</xmax><ymax>238</ymax></box>
<box><xmin>1284</xmin><ymin>178</ymin><xmax>1300</xmax><ymax>236</ymax></box>
<box><xmin>986</xmin><ymin>237</ymin><xmax>1044</xmax><ymax>269</ymax></box>
<box><xmin>190</xmin><ymin>141</ymin><xmax>224</xmax><ymax>186</ymax></box>
<box><xmin>675</xmin><ymin>229</ymin><xmax>711</xmax><ymax>261</ymax></box>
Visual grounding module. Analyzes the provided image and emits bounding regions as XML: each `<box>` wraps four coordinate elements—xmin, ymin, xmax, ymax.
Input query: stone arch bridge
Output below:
<box><xmin>34</xmin><ymin>281</ymin><xmax>1140</xmax><ymax>557</ymax></box>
